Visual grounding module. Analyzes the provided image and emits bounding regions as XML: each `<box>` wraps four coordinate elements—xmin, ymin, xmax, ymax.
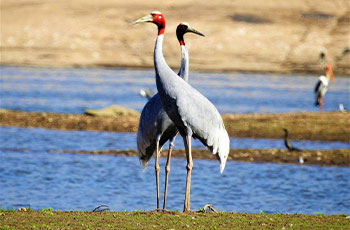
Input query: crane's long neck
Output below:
<box><xmin>154</xmin><ymin>34</ymin><xmax>172</xmax><ymax>76</ymax></box>
<box><xmin>154</xmin><ymin>34</ymin><xmax>176</xmax><ymax>95</ymax></box>
<box><xmin>178</xmin><ymin>45</ymin><xmax>189</xmax><ymax>82</ymax></box>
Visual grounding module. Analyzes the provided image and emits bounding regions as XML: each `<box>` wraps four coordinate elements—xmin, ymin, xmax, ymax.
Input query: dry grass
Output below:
<box><xmin>0</xmin><ymin>109</ymin><xmax>349</xmax><ymax>142</ymax></box>
<box><xmin>222</xmin><ymin>112</ymin><xmax>350</xmax><ymax>142</ymax></box>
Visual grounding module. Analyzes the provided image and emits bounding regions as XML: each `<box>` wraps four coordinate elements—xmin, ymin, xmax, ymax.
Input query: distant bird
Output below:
<box><xmin>132</xmin><ymin>11</ymin><xmax>230</xmax><ymax>212</ymax></box>
<box><xmin>140</xmin><ymin>88</ymin><xmax>155</xmax><ymax>100</ymax></box>
<box><xmin>298</xmin><ymin>156</ymin><xmax>304</xmax><ymax>164</ymax></box>
<box><xmin>283</xmin><ymin>128</ymin><xmax>300</xmax><ymax>151</ymax></box>
<box><xmin>339</xmin><ymin>104</ymin><xmax>346</xmax><ymax>112</ymax></box>
<box><xmin>319</xmin><ymin>47</ymin><xmax>327</xmax><ymax>67</ymax></box>
<box><xmin>133</xmin><ymin>19</ymin><xmax>205</xmax><ymax>210</ymax></box>
<box><xmin>314</xmin><ymin>65</ymin><xmax>335</xmax><ymax>111</ymax></box>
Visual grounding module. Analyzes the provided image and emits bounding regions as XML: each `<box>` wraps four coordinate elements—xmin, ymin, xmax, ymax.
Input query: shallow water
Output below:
<box><xmin>1</xmin><ymin>66</ymin><xmax>349</xmax><ymax>214</ymax></box>
<box><xmin>1</xmin><ymin>127</ymin><xmax>349</xmax><ymax>152</ymax></box>
<box><xmin>0</xmin><ymin>126</ymin><xmax>349</xmax><ymax>214</ymax></box>
<box><xmin>1</xmin><ymin>66</ymin><xmax>349</xmax><ymax>114</ymax></box>
<box><xmin>0</xmin><ymin>149</ymin><xmax>349</xmax><ymax>214</ymax></box>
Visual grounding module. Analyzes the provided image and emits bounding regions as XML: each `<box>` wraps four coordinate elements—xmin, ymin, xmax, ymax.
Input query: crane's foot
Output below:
<box><xmin>147</xmin><ymin>208</ymin><xmax>170</xmax><ymax>213</ymax></box>
<box><xmin>201</xmin><ymin>204</ymin><xmax>218</xmax><ymax>213</ymax></box>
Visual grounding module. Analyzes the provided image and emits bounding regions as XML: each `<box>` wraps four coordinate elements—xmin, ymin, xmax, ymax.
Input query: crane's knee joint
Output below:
<box><xmin>155</xmin><ymin>164</ymin><xmax>160</xmax><ymax>172</ymax></box>
<box><xmin>165</xmin><ymin>165</ymin><xmax>170</xmax><ymax>173</ymax></box>
<box><xmin>186</xmin><ymin>163</ymin><xmax>193</xmax><ymax>171</ymax></box>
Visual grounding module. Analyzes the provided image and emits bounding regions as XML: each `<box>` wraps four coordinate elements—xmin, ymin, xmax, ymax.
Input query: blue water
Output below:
<box><xmin>0</xmin><ymin>150</ymin><xmax>349</xmax><ymax>214</ymax></box>
<box><xmin>1</xmin><ymin>127</ymin><xmax>349</xmax><ymax>152</ymax></box>
<box><xmin>0</xmin><ymin>66</ymin><xmax>349</xmax><ymax>214</ymax></box>
<box><xmin>0</xmin><ymin>126</ymin><xmax>349</xmax><ymax>214</ymax></box>
<box><xmin>1</xmin><ymin>66</ymin><xmax>349</xmax><ymax>114</ymax></box>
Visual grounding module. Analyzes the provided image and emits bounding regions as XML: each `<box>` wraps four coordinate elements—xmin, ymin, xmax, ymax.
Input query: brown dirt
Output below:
<box><xmin>1</xmin><ymin>109</ymin><xmax>349</xmax><ymax>142</ymax></box>
<box><xmin>56</xmin><ymin>148</ymin><xmax>350</xmax><ymax>167</ymax></box>
<box><xmin>1</xmin><ymin>0</ymin><xmax>349</xmax><ymax>74</ymax></box>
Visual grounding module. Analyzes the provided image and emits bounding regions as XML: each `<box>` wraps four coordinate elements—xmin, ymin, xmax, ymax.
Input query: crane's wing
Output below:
<box><xmin>175</xmin><ymin>84</ymin><xmax>230</xmax><ymax>173</ymax></box>
<box><xmin>315</xmin><ymin>76</ymin><xmax>328</xmax><ymax>93</ymax></box>
<box><xmin>137</xmin><ymin>95</ymin><xmax>160</xmax><ymax>166</ymax></box>
<box><xmin>314</xmin><ymin>76</ymin><xmax>328</xmax><ymax>105</ymax></box>
<box><xmin>137</xmin><ymin>94</ymin><xmax>177</xmax><ymax>168</ymax></box>
<box><xmin>314</xmin><ymin>80</ymin><xmax>322</xmax><ymax>94</ymax></box>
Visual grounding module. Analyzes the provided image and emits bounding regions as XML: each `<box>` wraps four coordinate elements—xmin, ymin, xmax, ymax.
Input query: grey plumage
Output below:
<box><xmin>154</xmin><ymin>34</ymin><xmax>230</xmax><ymax>173</ymax></box>
<box><xmin>137</xmin><ymin>23</ymin><xmax>200</xmax><ymax>168</ymax></box>
<box><xmin>132</xmin><ymin>11</ymin><xmax>226</xmax><ymax>212</ymax></box>
<box><xmin>137</xmin><ymin>94</ymin><xmax>177</xmax><ymax>166</ymax></box>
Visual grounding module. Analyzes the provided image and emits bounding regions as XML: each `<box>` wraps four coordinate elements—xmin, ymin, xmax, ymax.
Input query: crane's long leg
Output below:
<box><xmin>320</xmin><ymin>96</ymin><xmax>324</xmax><ymax>111</ymax></box>
<box><xmin>155</xmin><ymin>141</ymin><xmax>160</xmax><ymax>210</ymax></box>
<box><xmin>163</xmin><ymin>139</ymin><xmax>174</xmax><ymax>210</ymax></box>
<box><xmin>183</xmin><ymin>134</ymin><xmax>193</xmax><ymax>212</ymax></box>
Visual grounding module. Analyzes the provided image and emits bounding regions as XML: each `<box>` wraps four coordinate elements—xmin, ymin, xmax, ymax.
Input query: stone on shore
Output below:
<box><xmin>84</xmin><ymin>105</ymin><xmax>140</xmax><ymax>117</ymax></box>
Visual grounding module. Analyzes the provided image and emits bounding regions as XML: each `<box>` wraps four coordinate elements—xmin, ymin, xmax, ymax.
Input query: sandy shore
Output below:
<box><xmin>1</xmin><ymin>0</ymin><xmax>349</xmax><ymax>74</ymax></box>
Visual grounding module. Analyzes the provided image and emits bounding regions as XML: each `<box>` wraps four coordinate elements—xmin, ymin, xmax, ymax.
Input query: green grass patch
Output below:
<box><xmin>0</xmin><ymin>210</ymin><xmax>349</xmax><ymax>230</ymax></box>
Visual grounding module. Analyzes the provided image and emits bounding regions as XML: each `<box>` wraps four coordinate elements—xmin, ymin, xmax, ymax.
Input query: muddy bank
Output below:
<box><xmin>1</xmin><ymin>0</ymin><xmax>349</xmax><ymax>74</ymax></box>
<box><xmin>0</xmin><ymin>109</ymin><xmax>349</xmax><ymax>142</ymax></box>
<box><xmin>53</xmin><ymin>148</ymin><xmax>349</xmax><ymax>167</ymax></box>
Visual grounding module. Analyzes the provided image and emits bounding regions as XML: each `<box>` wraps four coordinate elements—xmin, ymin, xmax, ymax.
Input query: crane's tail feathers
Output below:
<box><xmin>138</xmin><ymin>149</ymin><xmax>153</xmax><ymax>170</ymax></box>
<box><xmin>216</xmin><ymin>128</ymin><xmax>230</xmax><ymax>174</ymax></box>
<box><xmin>140</xmin><ymin>159</ymin><xmax>149</xmax><ymax>170</ymax></box>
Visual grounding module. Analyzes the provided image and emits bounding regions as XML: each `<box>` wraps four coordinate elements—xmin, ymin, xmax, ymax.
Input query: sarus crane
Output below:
<box><xmin>314</xmin><ymin>65</ymin><xmax>335</xmax><ymax>111</ymax></box>
<box><xmin>131</xmin><ymin>11</ymin><xmax>230</xmax><ymax>212</ymax></box>
<box><xmin>135</xmin><ymin>21</ymin><xmax>204</xmax><ymax>210</ymax></box>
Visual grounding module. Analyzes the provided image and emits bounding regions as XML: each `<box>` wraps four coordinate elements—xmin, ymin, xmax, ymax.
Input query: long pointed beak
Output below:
<box><xmin>129</xmin><ymin>14</ymin><xmax>153</xmax><ymax>25</ymax></box>
<box><xmin>187</xmin><ymin>27</ymin><xmax>205</xmax><ymax>37</ymax></box>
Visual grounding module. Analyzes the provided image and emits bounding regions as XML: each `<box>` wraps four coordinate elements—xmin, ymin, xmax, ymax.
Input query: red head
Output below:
<box><xmin>176</xmin><ymin>22</ymin><xmax>205</xmax><ymax>46</ymax></box>
<box><xmin>130</xmin><ymin>11</ymin><xmax>166</xmax><ymax>35</ymax></box>
<box><xmin>325</xmin><ymin>65</ymin><xmax>335</xmax><ymax>83</ymax></box>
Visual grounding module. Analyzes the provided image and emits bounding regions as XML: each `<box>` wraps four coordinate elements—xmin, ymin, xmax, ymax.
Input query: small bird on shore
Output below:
<box><xmin>283</xmin><ymin>128</ymin><xmax>300</xmax><ymax>151</ymax></box>
<box><xmin>134</xmin><ymin>18</ymin><xmax>205</xmax><ymax>210</ymax></box>
<box><xmin>132</xmin><ymin>11</ymin><xmax>229</xmax><ymax>212</ymax></box>
<box><xmin>314</xmin><ymin>65</ymin><xmax>335</xmax><ymax>111</ymax></box>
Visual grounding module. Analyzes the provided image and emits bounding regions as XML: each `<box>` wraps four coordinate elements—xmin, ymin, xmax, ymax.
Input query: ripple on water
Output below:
<box><xmin>1</xmin><ymin>127</ymin><xmax>349</xmax><ymax>153</ymax></box>
<box><xmin>2</xmin><ymin>150</ymin><xmax>349</xmax><ymax>214</ymax></box>
<box><xmin>0</xmin><ymin>66</ymin><xmax>349</xmax><ymax>114</ymax></box>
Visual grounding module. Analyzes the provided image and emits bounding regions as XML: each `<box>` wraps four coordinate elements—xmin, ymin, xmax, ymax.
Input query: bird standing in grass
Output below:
<box><xmin>134</xmin><ymin>20</ymin><xmax>205</xmax><ymax>210</ymax></box>
<box><xmin>132</xmin><ymin>11</ymin><xmax>229</xmax><ymax>212</ymax></box>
